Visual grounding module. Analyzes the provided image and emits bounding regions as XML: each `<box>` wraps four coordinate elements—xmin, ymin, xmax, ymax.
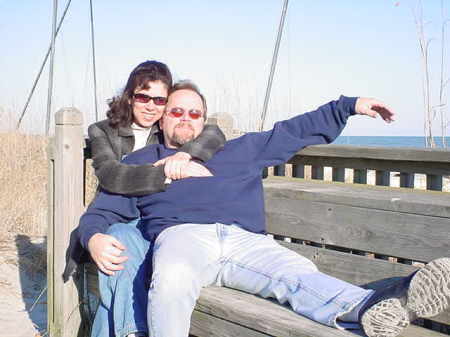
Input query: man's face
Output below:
<box><xmin>160</xmin><ymin>89</ymin><xmax>206</xmax><ymax>148</ymax></box>
<box><xmin>131</xmin><ymin>80</ymin><xmax>168</xmax><ymax>128</ymax></box>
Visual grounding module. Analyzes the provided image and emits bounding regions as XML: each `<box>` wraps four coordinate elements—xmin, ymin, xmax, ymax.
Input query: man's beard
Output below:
<box><xmin>171</xmin><ymin>122</ymin><xmax>195</xmax><ymax>147</ymax></box>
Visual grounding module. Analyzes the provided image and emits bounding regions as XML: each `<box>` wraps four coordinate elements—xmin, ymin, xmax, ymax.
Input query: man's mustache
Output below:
<box><xmin>174</xmin><ymin>122</ymin><xmax>195</xmax><ymax>132</ymax></box>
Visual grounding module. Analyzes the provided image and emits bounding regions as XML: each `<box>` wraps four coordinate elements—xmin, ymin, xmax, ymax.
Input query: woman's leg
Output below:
<box><xmin>92</xmin><ymin>220</ymin><xmax>151</xmax><ymax>337</ymax></box>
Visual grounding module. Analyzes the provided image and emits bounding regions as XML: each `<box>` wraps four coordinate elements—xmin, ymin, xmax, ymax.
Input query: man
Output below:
<box><xmin>79</xmin><ymin>81</ymin><xmax>450</xmax><ymax>337</ymax></box>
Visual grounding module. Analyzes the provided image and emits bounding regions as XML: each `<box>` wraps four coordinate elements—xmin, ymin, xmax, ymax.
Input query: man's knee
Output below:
<box><xmin>107</xmin><ymin>221</ymin><xmax>139</xmax><ymax>238</ymax></box>
<box><xmin>150</xmin><ymin>262</ymin><xmax>198</xmax><ymax>297</ymax></box>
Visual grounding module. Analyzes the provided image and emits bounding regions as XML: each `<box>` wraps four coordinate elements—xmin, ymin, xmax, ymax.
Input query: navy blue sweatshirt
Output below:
<box><xmin>79</xmin><ymin>96</ymin><xmax>357</xmax><ymax>248</ymax></box>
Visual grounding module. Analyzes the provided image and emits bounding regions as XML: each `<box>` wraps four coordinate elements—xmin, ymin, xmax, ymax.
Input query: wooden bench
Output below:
<box><xmin>47</xmin><ymin>108</ymin><xmax>450</xmax><ymax>337</ymax></box>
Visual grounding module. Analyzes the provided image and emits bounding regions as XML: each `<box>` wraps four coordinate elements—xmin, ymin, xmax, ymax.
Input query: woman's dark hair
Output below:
<box><xmin>107</xmin><ymin>60</ymin><xmax>172</xmax><ymax>128</ymax></box>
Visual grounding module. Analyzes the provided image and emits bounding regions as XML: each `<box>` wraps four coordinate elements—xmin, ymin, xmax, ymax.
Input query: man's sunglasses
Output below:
<box><xmin>167</xmin><ymin>107</ymin><xmax>203</xmax><ymax>120</ymax></box>
<box><xmin>133</xmin><ymin>93</ymin><xmax>167</xmax><ymax>106</ymax></box>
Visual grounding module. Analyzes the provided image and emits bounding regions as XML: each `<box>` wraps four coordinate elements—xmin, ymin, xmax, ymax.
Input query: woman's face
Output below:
<box><xmin>131</xmin><ymin>80</ymin><xmax>168</xmax><ymax>128</ymax></box>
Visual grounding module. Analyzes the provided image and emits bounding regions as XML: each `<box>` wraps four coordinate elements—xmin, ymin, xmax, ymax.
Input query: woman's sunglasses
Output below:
<box><xmin>133</xmin><ymin>93</ymin><xmax>167</xmax><ymax>106</ymax></box>
<box><xmin>167</xmin><ymin>107</ymin><xmax>203</xmax><ymax>120</ymax></box>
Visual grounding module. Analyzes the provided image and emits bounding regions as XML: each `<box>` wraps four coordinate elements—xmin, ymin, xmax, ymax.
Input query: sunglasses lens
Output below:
<box><xmin>188</xmin><ymin>110</ymin><xmax>202</xmax><ymax>119</ymax></box>
<box><xmin>134</xmin><ymin>94</ymin><xmax>150</xmax><ymax>103</ymax></box>
<box><xmin>169</xmin><ymin>108</ymin><xmax>184</xmax><ymax>118</ymax></box>
<box><xmin>134</xmin><ymin>94</ymin><xmax>167</xmax><ymax>105</ymax></box>
<box><xmin>153</xmin><ymin>97</ymin><xmax>167</xmax><ymax>106</ymax></box>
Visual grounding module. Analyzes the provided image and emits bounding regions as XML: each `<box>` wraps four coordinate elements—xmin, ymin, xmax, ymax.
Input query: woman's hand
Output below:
<box><xmin>88</xmin><ymin>233</ymin><xmax>128</xmax><ymax>276</ymax></box>
<box><xmin>153</xmin><ymin>152</ymin><xmax>192</xmax><ymax>180</ymax></box>
<box><xmin>355</xmin><ymin>97</ymin><xmax>395</xmax><ymax>123</ymax></box>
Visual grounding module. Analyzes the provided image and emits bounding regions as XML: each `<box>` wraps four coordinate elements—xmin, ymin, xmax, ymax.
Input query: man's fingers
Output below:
<box><xmin>105</xmin><ymin>254</ymin><xmax>128</xmax><ymax>265</ymax></box>
<box><xmin>110</xmin><ymin>237</ymin><xmax>126</xmax><ymax>251</ymax></box>
<box><xmin>153</xmin><ymin>158</ymin><xmax>167</xmax><ymax>167</ymax></box>
<box><xmin>97</xmin><ymin>261</ymin><xmax>115</xmax><ymax>276</ymax></box>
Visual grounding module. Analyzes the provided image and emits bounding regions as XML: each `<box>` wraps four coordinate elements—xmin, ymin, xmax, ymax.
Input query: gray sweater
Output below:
<box><xmin>88</xmin><ymin>119</ymin><xmax>226</xmax><ymax>196</ymax></box>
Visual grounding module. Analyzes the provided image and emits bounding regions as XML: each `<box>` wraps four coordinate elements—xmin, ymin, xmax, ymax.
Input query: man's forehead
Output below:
<box><xmin>167</xmin><ymin>89</ymin><xmax>202</xmax><ymax>106</ymax></box>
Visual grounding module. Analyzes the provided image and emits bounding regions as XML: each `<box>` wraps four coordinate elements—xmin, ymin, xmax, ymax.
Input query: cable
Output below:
<box><xmin>16</xmin><ymin>0</ymin><xmax>72</xmax><ymax>130</ymax></box>
<box><xmin>89</xmin><ymin>0</ymin><xmax>99</xmax><ymax>121</ymax></box>
<box><xmin>260</xmin><ymin>0</ymin><xmax>289</xmax><ymax>131</ymax></box>
<box><xmin>45</xmin><ymin>0</ymin><xmax>58</xmax><ymax>135</ymax></box>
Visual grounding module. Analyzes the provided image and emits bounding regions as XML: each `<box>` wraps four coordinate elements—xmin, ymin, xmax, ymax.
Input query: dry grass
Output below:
<box><xmin>0</xmin><ymin>132</ymin><xmax>49</xmax><ymax>241</ymax></box>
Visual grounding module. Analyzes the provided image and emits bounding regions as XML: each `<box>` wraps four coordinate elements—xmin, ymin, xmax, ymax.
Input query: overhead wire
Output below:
<box><xmin>260</xmin><ymin>0</ymin><xmax>289</xmax><ymax>131</ymax></box>
<box><xmin>45</xmin><ymin>0</ymin><xmax>58</xmax><ymax>135</ymax></box>
<box><xmin>89</xmin><ymin>0</ymin><xmax>99</xmax><ymax>121</ymax></box>
<box><xmin>16</xmin><ymin>0</ymin><xmax>72</xmax><ymax>130</ymax></box>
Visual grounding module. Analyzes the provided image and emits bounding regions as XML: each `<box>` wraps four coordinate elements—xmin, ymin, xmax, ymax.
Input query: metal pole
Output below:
<box><xmin>89</xmin><ymin>0</ymin><xmax>99</xmax><ymax>121</ymax></box>
<box><xmin>45</xmin><ymin>0</ymin><xmax>58</xmax><ymax>135</ymax></box>
<box><xmin>16</xmin><ymin>0</ymin><xmax>72</xmax><ymax>130</ymax></box>
<box><xmin>260</xmin><ymin>0</ymin><xmax>289</xmax><ymax>131</ymax></box>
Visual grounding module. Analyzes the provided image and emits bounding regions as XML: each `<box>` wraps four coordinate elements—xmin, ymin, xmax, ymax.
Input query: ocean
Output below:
<box><xmin>333</xmin><ymin>136</ymin><xmax>450</xmax><ymax>149</ymax></box>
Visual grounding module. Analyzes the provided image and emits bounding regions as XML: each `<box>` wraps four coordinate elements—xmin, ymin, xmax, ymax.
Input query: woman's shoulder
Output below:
<box><xmin>88</xmin><ymin>119</ymin><xmax>117</xmax><ymax>138</ymax></box>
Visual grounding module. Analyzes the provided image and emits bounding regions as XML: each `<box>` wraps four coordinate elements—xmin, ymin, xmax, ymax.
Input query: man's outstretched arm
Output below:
<box><xmin>246</xmin><ymin>96</ymin><xmax>395</xmax><ymax>169</ymax></box>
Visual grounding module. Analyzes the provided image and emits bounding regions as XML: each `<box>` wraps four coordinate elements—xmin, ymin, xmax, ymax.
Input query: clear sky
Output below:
<box><xmin>0</xmin><ymin>0</ymin><xmax>448</xmax><ymax>136</ymax></box>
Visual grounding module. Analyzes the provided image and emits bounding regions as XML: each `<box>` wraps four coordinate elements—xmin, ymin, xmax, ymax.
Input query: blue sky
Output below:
<box><xmin>1</xmin><ymin>0</ymin><xmax>448</xmax><ymax>136</ymax></box>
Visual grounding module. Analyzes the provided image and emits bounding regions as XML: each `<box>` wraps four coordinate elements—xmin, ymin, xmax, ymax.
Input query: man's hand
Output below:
<box><xmin>88</xmin><ymin>233</ymin><xmax>128</xmax><ymax>276</ymax></box>
<box><xmin>153</xmin><ymin>152</ymin><xmax>192</xmax><ymax>180</ymax></box>
<box><xmin>355</xmin><ymin>97</ymin><xmax>395</xmax><ymax>123</ymax></box>
<box><xmin>184</xmin><ymin>161</ymin><xmax>213</xmax><ymax>178</ymax></box>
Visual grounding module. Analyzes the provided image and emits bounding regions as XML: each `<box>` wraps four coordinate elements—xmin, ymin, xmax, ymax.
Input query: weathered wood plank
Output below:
<box><xmin>265</xmin><ymin>196</ymin><xmax>450</xmax><ymax>262</ymax></box>
<box><xmin>47</xmin><ymin>141</ymin><xmax>55</xmax><ymax>334</ymax></box>
<box><xmin>195</xmin><ymin>287</ymin><xmax>354</xmax><ymax>337</ymax></box>
<box><xmin>191</xmin><ymin>311</ymin><xmax>271</xmax><ymax>337</ymax></box>
<box><xmin>263</xmin><ymin>177</ymin><xmax>450</xmax><ymax>218</ymax></box>
<box><xmin>297</xmin><ymin>145</ymin><xmax>450</xmax><ymax>164</ymax></box>
<box><xmin>194</xmin><ymin>286</ymin><xmax>446</xmax><ymax>337</ymax></box>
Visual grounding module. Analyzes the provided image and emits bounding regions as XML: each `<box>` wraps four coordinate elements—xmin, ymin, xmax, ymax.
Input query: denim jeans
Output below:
<box><xmin>148</xmin><ymin>223</ymin><xmax>374</xmax><ymax>337</ymax></box>
<box><xmin>91</xmin><ymin>220</ymin><xmax>151</xmax><ymax>337</ymax></box>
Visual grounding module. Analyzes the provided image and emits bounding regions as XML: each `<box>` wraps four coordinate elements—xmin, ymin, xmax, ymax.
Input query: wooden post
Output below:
<box><xmin>47</xmin><ymin>108</ymin><xmax>85</xmax><ymax>337</ymax></box>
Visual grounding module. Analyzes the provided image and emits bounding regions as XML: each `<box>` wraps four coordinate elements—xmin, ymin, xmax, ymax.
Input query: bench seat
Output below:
<box><xmin>191</xmin><ymin>286</ymin><xmax>447</xmax><ymax>337</ymax></box>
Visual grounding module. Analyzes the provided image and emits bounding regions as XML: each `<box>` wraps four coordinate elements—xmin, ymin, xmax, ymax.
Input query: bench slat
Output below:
<box><xmin>193</xmin><ymin>286</ymin><xmax>447</xmax><ymax>337</ymax></box>
<box><xmin>191</xmin><ymin>311</ymin><xmax>271</xmax><ymax>337</ymax></box>
<box><xmin>264</xmin><ymin>178</ymin><xmax>450</xmax><ymax>218</ymax></box>
<box><xmin>265</xmin><ymin>197</ymin><xmax>450</xmax><ymax>262</ymax></box>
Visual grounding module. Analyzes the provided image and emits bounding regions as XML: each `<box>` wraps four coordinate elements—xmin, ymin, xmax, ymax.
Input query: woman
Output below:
<box><xmin>67</xmin><ymin>60</ymin><xmax>225</xmax><ymax>337</ymax></box>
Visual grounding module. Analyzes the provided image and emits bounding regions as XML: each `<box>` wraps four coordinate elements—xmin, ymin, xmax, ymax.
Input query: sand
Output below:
<box><xmin>0</xmin><ymin>235</ymin><xmax>46</xmax><ymax>337</ymax></box>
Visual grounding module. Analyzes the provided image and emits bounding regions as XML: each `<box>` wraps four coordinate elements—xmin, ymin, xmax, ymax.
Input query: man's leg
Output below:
<box><xmin>91</xmin><ymin>220</ymin><xmax>151</xmax><ymax>337</ymax></box>
<box><xmin>218</xmin><ymin>225</ymin><xmax>373</xmax><ymax>329</ymax></box>
<box><xmin>147</xmin><ymin>224</ymin><xmax>222</xmax><ymax>337</ymax></box>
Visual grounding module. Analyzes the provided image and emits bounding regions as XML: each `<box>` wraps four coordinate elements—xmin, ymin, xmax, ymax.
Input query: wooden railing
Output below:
<box><xmin>270</xmin><ymin>144</ymin><xmax>450</xmax><ymax>191</ymax></box>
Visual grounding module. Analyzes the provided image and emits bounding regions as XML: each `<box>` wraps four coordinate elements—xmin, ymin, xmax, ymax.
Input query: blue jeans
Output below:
<box><xmin>91</xmin><ymin>220</ymin><xmax>151</xmax><ymax>337</ymax></box>
<box><xmin>148</xmin><ymin>223</ymin><xmax>374</xmax><ymax>337</ymax></box>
